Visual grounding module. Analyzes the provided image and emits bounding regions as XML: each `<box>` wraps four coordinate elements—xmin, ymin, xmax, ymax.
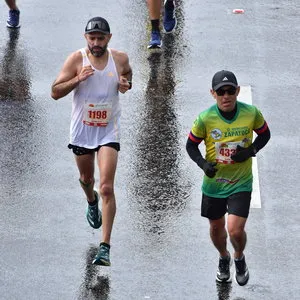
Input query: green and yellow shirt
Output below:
<box><xmin>189</xmin><ymin>101</ymin><xmax>267</xmax><ymax>198</ymax></box>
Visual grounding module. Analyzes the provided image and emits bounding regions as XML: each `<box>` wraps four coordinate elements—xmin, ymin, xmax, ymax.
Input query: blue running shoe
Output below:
<box><xmin>148</xmin><ymin>30</ymin><xmax>162</xmax><ymax>49</ymax></box>
<box><xmin>86</xmin><ymin>191</ymin><xmax>102</xmax><ymax>229</ymax></box>
<box><xmin>7</xmin><ymin>10</ymin><xmax>20</xmax><ymax>28</ymax></box>
<box><xmin>93</xmin><ymin>243</ymin><xmax>111</xmax><ymax>266</ymax></box>
<box><xmin>163</xmin><ymin>0</ymin><xmax>177</xmax><ymax>33</ymax></box>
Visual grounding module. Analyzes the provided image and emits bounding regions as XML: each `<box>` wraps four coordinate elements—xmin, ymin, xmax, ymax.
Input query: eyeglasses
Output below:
<box><xmin>86</xmin><ymin>21</ymin><xmax>109</xmax><ymax>32</ymax></box>
<box><xmin>215</xmin><ymin>87</ymin><xmax>237</xmax><ymax>96</ymax></box>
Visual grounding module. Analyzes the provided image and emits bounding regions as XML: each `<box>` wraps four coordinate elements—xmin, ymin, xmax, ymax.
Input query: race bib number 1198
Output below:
<box><xmin>83</xmin><ymin>103</ymin><xmax>112</xmax><ymax>127</ymax></box>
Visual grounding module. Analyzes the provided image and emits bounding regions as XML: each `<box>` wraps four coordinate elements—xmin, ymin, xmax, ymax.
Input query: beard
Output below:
<box><xmin>88</xmin><ymin>44</ymin><xmax>108</xmax><ymax>57</ymax></box>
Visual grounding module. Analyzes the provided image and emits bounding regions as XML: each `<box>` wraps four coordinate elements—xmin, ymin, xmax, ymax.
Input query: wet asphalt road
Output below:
<box><xmin>1</xmin><ymin>1</ymin><xmax>300</xmax><ymax>299</ymax></box>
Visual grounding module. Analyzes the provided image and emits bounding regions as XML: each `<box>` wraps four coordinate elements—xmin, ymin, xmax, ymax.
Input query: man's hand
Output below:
<box><xmin>118</xmin><ymin>76</ymin><xmax>131</xmax><ymax>94</ymax></box>
<box><xmin>78</xmin><ymin>65</ymin><xmax>94</xmax><ymax>82</ymax></box>
<box><xmin>202</xmin><ymin>161</ymin><xmax>218</xmax><ymax>178</ymax></box>
<box><xmin>231</xmin><ymin>145</ymin><xmax>256</xmax><ymax>163</ymax></box>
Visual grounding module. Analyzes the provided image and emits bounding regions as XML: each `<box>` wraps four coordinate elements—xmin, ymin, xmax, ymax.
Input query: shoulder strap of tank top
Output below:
<box><xmin>107</xmin><ymin>48</ymin><xmax>112</xmax><ymax>61</ymax></box>
<box><xmin>79</xmin><ymin>48</ymin><xmax>90</xmax><ymax>67</ymax></box>
<box><xmin>107</xmin><ymin>48</ymin><xmax>118</xmax><ymax>75</ymax></box>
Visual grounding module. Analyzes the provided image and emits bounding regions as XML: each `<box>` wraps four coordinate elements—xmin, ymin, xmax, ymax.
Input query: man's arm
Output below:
<box><xmin>51</xmin><ymin>51</ymin><xmax>93</xmax><ymax>100</ymax></box>
<box><xmin>121</xmin><ymin>55</ymin><xmax>132</xmax><ymax>83</ymax></box>
<box><xmin>231</xmin><ymin>124</ymin><xmax>271</xmax><ymax>163</ymax></box>
<box><xmin>186</xmin><ymin>138</ymin><xmax>218</xmax><ymax>178</ymax></box>
<box><xmin>113</xmin><ymin>50</ymin><xmax>132</xmax><ymax>93</ymax></box>
<box><xmin>252</xmin><ymin>125</ymin><xmax>271</xmax><ymax>152</ymax></box>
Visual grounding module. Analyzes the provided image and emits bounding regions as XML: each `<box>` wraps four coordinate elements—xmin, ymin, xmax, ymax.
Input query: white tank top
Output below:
<box><xmin>69</xmin><ymin>48</ymin><xmax>121</xmax><ymax>148</ymax></box>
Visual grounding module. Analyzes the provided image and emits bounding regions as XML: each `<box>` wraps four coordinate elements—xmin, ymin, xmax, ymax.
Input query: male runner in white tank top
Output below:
<box><xmin>51</xmin><ymin>17</ymin><xmax>132</xmax><ymax>266</ymax></box>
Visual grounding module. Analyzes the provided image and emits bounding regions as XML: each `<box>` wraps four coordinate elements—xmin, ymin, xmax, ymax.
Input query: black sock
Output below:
<box><xmin>88</xmin><ymin>199</ymin><xmax>97</xmax><ymax>206</ymax></box>
<box><xmin>165</xmin><ymin>0</ymin><xmax>174</xmax><ymax>9</ymax></box>
<box><xmin>235</xmin><ymin>255</ymin><xmax>245</xmax><ymax>261</ymax></box>
<box><xmin>151</xmin><ymin>19</ymin><xmax>160</xmax><ymax>32</ymax></box>
<box><xmin>88</xmin><ymin>192</ymin><xmax>97</xmax><ymax>206</ymax></box>
<box><xmin>100</xmin><ymin>242</ymin><xmax>110</xmax><ymax>249</ymax></box>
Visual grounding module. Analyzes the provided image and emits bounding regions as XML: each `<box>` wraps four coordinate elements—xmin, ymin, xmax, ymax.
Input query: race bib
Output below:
<box><xmin>215</xmin><ymin>141</ymin><xmax>244</xmax><ymax>164</ymax></box>
<box><xmin>83</xmin><ymin>103</ymin><xmax>112</xmax><ymax>127</ymax></box>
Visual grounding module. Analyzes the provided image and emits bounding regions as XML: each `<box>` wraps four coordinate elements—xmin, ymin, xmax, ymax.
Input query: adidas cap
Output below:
<box><xmin>212</xmin><ymin>70</ymin><xmax>238</xmax><ymax>91</ymax></box>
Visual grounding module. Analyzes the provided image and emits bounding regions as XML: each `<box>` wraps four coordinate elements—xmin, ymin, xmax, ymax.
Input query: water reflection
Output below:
<box><xmin>216</xmin><ymin>281</ymin><xmax>232</xmax><ymax>300</ymax></box>
<box><xmin>0</xmin><ymin>29</ymin><xmax>38</xmax><ymax>199</ymax></box>
<box><xmin>77</xmin><ymin>246</ymin><xmax>110</xmax><ymax>300</ymax></box>
<box><xmin>130</xmin><ymin>1</ymin><xmax>189</xmax><ymax>234</ymax></box>
<box><xmin>0</xmin><ymin>29</ymin><xmax>31</xmax><ymax>101</ymax></box>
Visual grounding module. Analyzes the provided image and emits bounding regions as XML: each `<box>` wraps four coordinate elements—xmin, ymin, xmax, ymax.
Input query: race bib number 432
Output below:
<box><xmin>215</xmin><ymin>141</ymin><xmax>243</xmax><ymax>164</ymax></box>
<box><xmin>83</xmin><ymin>103</ymin><xmax>112</xmax><ymax>127</ymax></box>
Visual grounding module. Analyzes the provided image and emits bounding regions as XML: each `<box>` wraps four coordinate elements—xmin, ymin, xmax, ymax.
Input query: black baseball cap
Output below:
<box><xmin>85</xmin><ymin>17</ymin><xmax>110</xmax><ymax>34</ymax></box>
<box><xmin>212</xmin><ymin>70</ymin><xmax>238</xmax><ymax>91</ymax></box>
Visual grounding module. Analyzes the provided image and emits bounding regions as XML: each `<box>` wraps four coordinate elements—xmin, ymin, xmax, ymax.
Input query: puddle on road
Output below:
<box><xmin>0</xmin><ymin>29</ymin><xmax>32</xmax><ymax>102</ymax></box>
<box><xmin>77</xmin><ymin>246</ymin><xmax>110</xmax><ymax>300</ymax></box>
<box><xmin>127</xmin><ymin>35</ymin><xmax>191</xmax><ymax>237</ymax></box>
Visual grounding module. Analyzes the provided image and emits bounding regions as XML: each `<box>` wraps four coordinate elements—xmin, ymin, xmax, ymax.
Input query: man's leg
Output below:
<box><xmin>201</xmin><ymin>193</ymin><xmax>232</xmax><ymax>282</ymax></box>
<box><xmin>227</xmin><ymin>214</ymin><xmax>247</xmax><ymax>259</ymax></box>
<box><xmin>5</xmin><ymin>0</ymin><xmax>18</xmax><ymax>10</ymax></box>
<box><xmin>227</xmin><ymin>191</ymin><xmax>251</xmax><ymax>286</ymax></box>
<box><xmin>5</xmin><ymin>0</ymin><xmax>20</xmax><ymax>28</ymax></box>
<box><xmin>97</xmin><ymin>146</ymin><xmax>118</xmax><ymax>244</ymax></box>
<box><xmin>147</xmin><ymin>0</ymin><xmax>162</xmax><ymax>48</ymax></box>
<box><xmin>210</xmin><ymin>217</ymin><xmax>232</xmax><ymax>282</ymax></box>
<box><xmin>75</xmin><ymin>152</ymin><xmax>102</xmax><ymax>229</ymax></box>
<box><xmin>92</xmin><ymin>146</ymin><xmax>118</xmax><ymax>266</ymax></box>
<box><xmin>209</xmin><ymin>217</ymin><xmax>228</xmax><ymax>257</ymax></box>
<box><xmin>75</xmin><ymin>152</ymin><xmax>95</xmax><ymax>203</ymax></box>
<box><xmin>227</xmin><ymin>214</ymin><xmax>250</xmax><ymax>285</ymax></box>
<box><xmin>148</xmin><ymin>0</ymin><xmax>161</xmax><ymax>21</ymax></box>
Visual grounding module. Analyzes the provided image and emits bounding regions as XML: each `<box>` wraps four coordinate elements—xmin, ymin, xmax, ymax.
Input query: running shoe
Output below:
<box><xmin>163</xmin><ymin>0</ymin><xmax>177</xmax><ymax>33</ymax></box>
<box><xmin>86</xmin><ymin>191</ymin><xmax>102</xmax><ymax>229</ymax></box>
<box><xmin>6</xmin><ymin>10</ymin><xmax>20</xmax><ymax>28</ymax></box>
<box><xmin>235</xmin><ymin>255</ymin><xmax>249</xmax><ymax>286</ymax></box>
<box><xmin>216</xmin><ymin>254</ymin><xmax>232</xmax><ymax>282</ymax></box>
<box><xmin>148</xmin><ymin>31</ymin><xmax>162</xmax><ymax>49</ymax></box>
<box><xmin>93</xmin><ymin>243</ymin><xmax>111</xmax><ymax>266</ymax></box>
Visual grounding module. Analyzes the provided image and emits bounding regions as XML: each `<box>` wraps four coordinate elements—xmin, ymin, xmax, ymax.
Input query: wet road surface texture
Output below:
<box><xmin>0</xmin><ymin>0</ymin><xmax>300</xmax><ymax>299</ymax></box>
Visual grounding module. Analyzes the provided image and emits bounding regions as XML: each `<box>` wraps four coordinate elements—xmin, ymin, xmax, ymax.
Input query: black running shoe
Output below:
<box><xmin>216</xmin><ymin>254</ymin><xmax>232</xmax><ymax>282</ymax></box>
<box><xmin>234</xmin><ymin>255</ymin><xmax>249</xmax><ymax>286</ymax></box>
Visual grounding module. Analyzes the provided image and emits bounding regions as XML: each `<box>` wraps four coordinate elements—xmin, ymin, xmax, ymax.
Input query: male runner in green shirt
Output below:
<box><xmin>186</xmin><ymin>70</ymin><xmax>270</xmax><ymax>286</ymax></box>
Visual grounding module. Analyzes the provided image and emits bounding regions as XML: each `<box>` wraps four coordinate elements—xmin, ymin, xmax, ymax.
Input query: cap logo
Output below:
<box><xmin>222</xmin><ymin>77</ymin><xmax>228</xmax><ymax>81</ymax></box>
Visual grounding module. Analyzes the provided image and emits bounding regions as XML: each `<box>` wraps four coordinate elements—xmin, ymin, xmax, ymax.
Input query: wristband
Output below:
<box><xmin>128</xmin><ymin>80</ymin><xmax>132</xmax><ymax>90</ymax></box>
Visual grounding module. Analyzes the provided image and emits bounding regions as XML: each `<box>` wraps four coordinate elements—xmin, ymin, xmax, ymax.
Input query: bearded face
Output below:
<box><xmin>88</xmin><ymin>43</ymin><xmax>108</xmax><ymax>57</ymax></box>
<box><xmin>85</xmin><ymin>32</ymin><xmax>111</xmax><ymax>57</ymax></box>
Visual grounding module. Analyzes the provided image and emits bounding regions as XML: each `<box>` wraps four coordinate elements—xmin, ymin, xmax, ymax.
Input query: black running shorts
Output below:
<box><xmin>201</xmin><ymin>191</ymin><xmax>251</xmax><ymax>220</ymax></box>
<box><xmin>68</xmin><ymin>142</ymin><xmax>120</xmax><ymax>156</ymax></box>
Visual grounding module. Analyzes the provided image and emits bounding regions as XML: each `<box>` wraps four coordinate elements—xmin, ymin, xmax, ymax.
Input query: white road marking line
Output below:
<box><xmin>238</xmin><ymin>86</ymin><xmax>261</xmax><ymax>208</ymax></box>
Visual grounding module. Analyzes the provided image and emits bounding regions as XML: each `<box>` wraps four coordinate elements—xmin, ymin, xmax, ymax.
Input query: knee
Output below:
<box><xmin>228</xmin><ymin>227</ymin><xmax>244</xmax><ymax>240</ymax></box>
<box><xmin>99</xmin><ymin>183</ymin><xmax>114</xmax><ymax>199</ymax></box>
<box><xmin>210</xmin><ymin>223</ymin><xmax>225</xmax><ymax>237</ymax></box>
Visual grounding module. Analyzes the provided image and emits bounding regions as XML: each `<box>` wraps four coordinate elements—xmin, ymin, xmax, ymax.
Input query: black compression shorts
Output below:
<box><xmin>68</xmin><ymin>142</ymin><xmax>120</xmax><ymax>156</ymax></box>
